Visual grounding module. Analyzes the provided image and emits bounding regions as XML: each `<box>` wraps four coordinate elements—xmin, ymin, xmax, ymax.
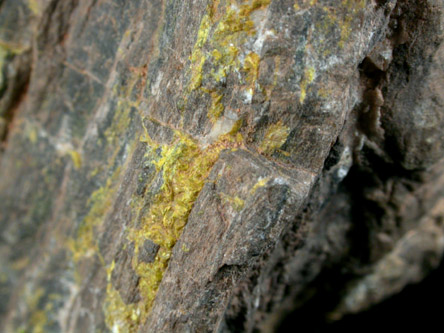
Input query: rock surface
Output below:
<box><xmin>0</xmin><ymin>0</ymin><xmax>443</xmax><ymax>332</ymax></box>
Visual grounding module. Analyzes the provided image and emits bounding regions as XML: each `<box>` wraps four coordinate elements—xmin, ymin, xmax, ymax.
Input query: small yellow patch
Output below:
<box><xmin>259</xmin><ymin>121</ymin><xmax>290</xmax><ymax>155</ymax></box>
<box><xmin>299</xmin><ymin>66</ymin><xmax>316</xmax><ymax>103</ymax></box>
<box><xmin>68</xmin><ymin>167</ymin><xmax>121</xmax><ymax>263</ymax></box>
<box><xmin>208</xmin><ymin>91</ymin><xmax>225</xmax><ymax>123</ymax></box>
<box><xmin>243</xmin><ymin>52</ymin><xmax>260</xmax><ymax>88</ymax></box>
<box><xmin>294</xmin><ymin>0</ymin><xmax>317</xmax><ymax>10</ymax></box>
<box><xmin>28</xmin><ymin>127</ymin><xmax>38</xmax><ymax>144</ymax></box>
<box><xmin>68</xmin><ymin>150</ymin><xmax>82</xmax><ymax>169</ymax></box>
<box><xmin>181</xmin><ymin>244</ymin><xmax>190</xmax><ymax>252</ymax></box>
<box><xmin>189</xmin><ymin>13</ymin><xmax>212</xmax><ymax>92</ymax></box>
<box><xmin>28</xmin><ymin>0</ymin><xmax>40</xmax><ymax>15</ymax></box>
<box><xmin>220</xmin><ymin>192</ymin><xmax>245</xmax><ymax>212</ymax></box>
<box><xmin>250</xmin><ymin>177</ymin><xmax>269</xmax><ymax>194</ymax></box>
<box><xmin>22</xmin><ymin>287</ymin><xmax>52</xmax><ymax>333</ymax></box>
<box><xmin>89</xmin><ymin>166</ymin><xmax>101</xmax><ymax>178</ymax></box>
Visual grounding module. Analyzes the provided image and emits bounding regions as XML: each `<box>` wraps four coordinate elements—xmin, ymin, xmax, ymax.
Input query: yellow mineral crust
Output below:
<box><xmin>259</xmin><ymin>121</ymin><xmax>290</xmax><ymax>155</ymax></box>
<box><xmin>104</xmin><ymin>128</ymin><xmax>243</xmax><ymax>330</ymax></box>
<box><xmin>103</xmin><ymin>1</ymin><xmax>276</xmax><ymax>329</ymax></box>
<box><xmin>188</xmin><ymin>1</ymin><xmax>271</xmax><ymax>123</ymax></box>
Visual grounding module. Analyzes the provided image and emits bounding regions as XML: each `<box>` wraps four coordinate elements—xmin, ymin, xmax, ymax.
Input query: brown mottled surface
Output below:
<box><xmin>0</xmin><ymin>0</ymin><xmax>443</xmax><ymax>332</ymax></box>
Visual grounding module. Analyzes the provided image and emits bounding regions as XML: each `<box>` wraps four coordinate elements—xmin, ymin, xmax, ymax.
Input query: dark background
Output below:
<box><xmin>279</xmin><ymin>259</ymin><xmax>444</xmax><ymax>332</ymax></box>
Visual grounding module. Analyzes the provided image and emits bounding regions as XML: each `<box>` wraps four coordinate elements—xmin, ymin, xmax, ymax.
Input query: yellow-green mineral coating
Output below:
<box><xmin>27</xmin><ymin>125</ymin><xmax>38</xmax><ymax>144</ymax></box>
<box><xmin>312</xmin><ymin>0</ymin><xmax>367</xmax><ymax>50</ymax></box>
<box><xmin>16</xmin><ymin>287</ymin><xmax>55</xmax><ymax>333</ymax></box>
<box><xmin>294</xmin><ymin>0</ymin><xmax>317</xmax><ymax>10</ymax></box>
<box><xmin>250</xmin><ymin>177</ymin><xmax>269</xmax><ymax>194</ymax></box>
<box><xmin>103</xmin><ymin>1</ymin><xmax>275</xmax><ymax>330</ymax></box>
<box><xmin>68</xmin><ymin>150</ymin><xmax>82</xmax><ymax>169</ymax></box>
<box><xmin>259</xmin><ymin>121</ymin><xmax>290</xmax><ymax>155</ymax></box>
<box><xmin>69</xmin><ymin>77</ymin><xmax>140</xmax><ymax>264</ymax></box>
<box><xmin>68</xmin><ymin>167</ymin><xmax>121</xmax><ymax>263</ymax></box>
<box><xmin>189</xmin><ymin>13</ymin><xmax>212</xmax><ymax>91</ymax></box>
<box><xmin>209</xmin><ymin>0</ymin><xmax>269</xmax><ymax>83</ymax></box>
<box><xmin>104</xmin><ymin>128</ymin><xmax>243</xmax><ymax>330</ymax></box>
<box><xmin>299</xmin><ymin>66</ymin><xmax>316</xmax><ymax>103</ymax></box>
<box><xmin>243</xmin><ymin>52</ymin><xmax>260</xmax><ymax>88</ymax></box>
<box><xmin>208</xmin><ymin>91</ymin><xmax>225</xmax><ymax>123</ymax></box>
<box><xmin>28</xmin><ymin>0</ymin><xmax>40</xmax><ymax>15</ymax></box>
<box><xmin>61</xmin><ymin>0</ymin><xmax>372</xmax><ymax>331</ymax></box>
<box><xmin>188</xmin><ymin>1</ymin><xmax>271</xmax><ymax>123</ymax></box>
<box><xmin>0</xmin><ymin>40</ymin><xmax>29</xmax><ymax>55</ymax></box>
<box><xmin>220</xmin><ymin>192</ymin><xmax>245</xmax><ymax>211</ymax></box>
<box><xmin>338</xmin><ymin>0</ymin><xmax>367</xmax><ymax>48</ymax></box>
<box><xmin>27</xmin><ymin>288</ymin><xmax>46</xmax><ymax>333</ymax></box>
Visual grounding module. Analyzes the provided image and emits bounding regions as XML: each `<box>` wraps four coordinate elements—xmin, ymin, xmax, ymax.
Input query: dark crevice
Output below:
<box><xmin>276</xmin><ymin>264</ymin><xmax>356</xmax><ymax>333</ymax></box>
<box><xmin>374</xmin><ymin>0</ymin><xmax>389</xmax><ymax>9</ymax></box>
<box><xmin>328</xmin><ymin>257</ymin><xmax>444</xmax><ymax>332</ymax></box>
<box><xmin>0</xmin><ymin>59</ymin><xmax>31</xmax><ymax>150</ymax></box>
<box><xmin>358</xmin><ymin>57</ymin><xmax>386</xmax><ymax>89</ymax></box>
<box><xmin>344</xmin><ymin>155</ymin><xmax>398</xmax><ymax>264</ymax></box>
<box><xmin>275</xmin><ymin>1</ymin><xmax>436</xmax><ymax>327</ymax></box>
<box><xmin>275</xmin><ymin>144</ymin><xmax>423</xmax><ymax>331</ymax></box>
<box><xmin>278</xmin><ymin>258</ymin><xmax>444</xmax><ymax>332</ymax></box>
<box><xmin>322</xmin><ymin>138</ymin><xmax>342</xmax><ymax>172</ymax></box>
<box><xmin>379</xmin><ymin>0</ymin><xmax>443</xmax><ymax>171</ymax></box>
<box><xmin>37</xmin><ymin>0</ymin><xmax>80</xmax><ymax>49</ymax></box>
<box><xmin>224</xmin><ymin>301</ymin><xmax>248</xmax><ymax>333</ymax></box>
<box><xmin>355</xmin><ymin>52</ymin><xmax>388</xmax><ymax>145</ymax></box>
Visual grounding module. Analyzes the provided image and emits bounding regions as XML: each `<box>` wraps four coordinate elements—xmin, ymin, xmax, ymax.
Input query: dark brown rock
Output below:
<box><xmin>138</xmin><ymin>240</ymin><xmax>160</xmax><ymax>264</ymax></box>
<box><xmin>0</xmin><ymin>0</ymin><xmax>443</xmax><ymax>332</ymax></box>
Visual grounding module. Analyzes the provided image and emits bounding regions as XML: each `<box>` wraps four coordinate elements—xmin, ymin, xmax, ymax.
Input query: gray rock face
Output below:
<box><xmin>0</xmin><ymin>0</ymin><xmax>443</xmax><ymax>332</ymax></box>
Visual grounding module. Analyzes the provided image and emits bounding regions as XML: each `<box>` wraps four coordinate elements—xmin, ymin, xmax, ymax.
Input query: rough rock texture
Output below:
<box><xmin>0</xmin><ymin>0</ymin><xmax>443</xmax><ymax>332</ymax></box>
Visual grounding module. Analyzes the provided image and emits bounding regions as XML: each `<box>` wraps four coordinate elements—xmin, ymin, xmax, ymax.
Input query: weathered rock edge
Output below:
<box><xmin>0</xmin><ymin>0</ymin><xmax>442</xmax><ymax>332</ymax></box>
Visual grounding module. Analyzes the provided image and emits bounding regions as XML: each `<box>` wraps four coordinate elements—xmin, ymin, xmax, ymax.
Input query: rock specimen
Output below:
<box><xmin>0</xmin><ymin>0</ymin><xmax>443</xmax><ymax>332</ymax></box>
